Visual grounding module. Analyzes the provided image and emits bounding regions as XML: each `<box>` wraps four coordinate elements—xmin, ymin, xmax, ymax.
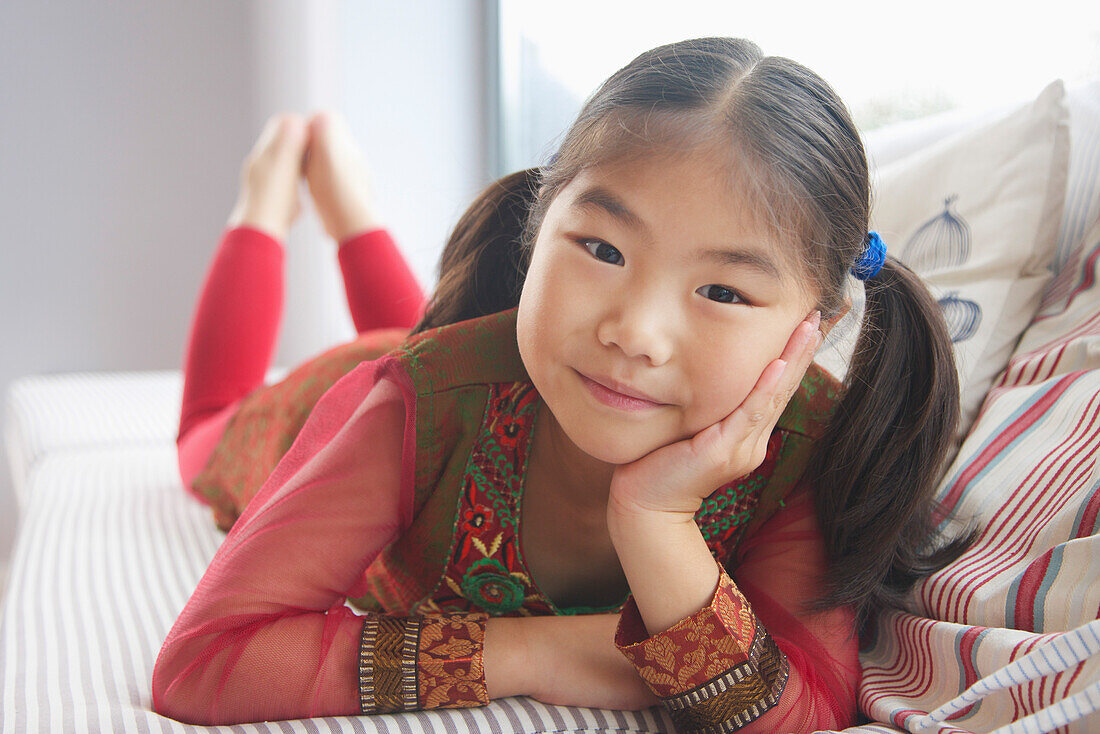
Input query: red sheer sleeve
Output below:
<box><xmin>615</xmin><ymin>485</ymin><xmax>860</xmax><ymax>732</ymax></box>
<box><xmin>152</xmin><ymin>357</ymin><xmax>487</xmax><ymax>725</ymax></box>
<box><xmin>731</xmin><ymin>485</ymin><xmax>860</xmax><ymax>732</ymax></box>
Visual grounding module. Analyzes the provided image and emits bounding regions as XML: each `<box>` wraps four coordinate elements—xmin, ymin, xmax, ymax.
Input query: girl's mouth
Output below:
<box><xmin>574</xmin><ymin>370</ymin><xmax>666</xmax><ymax>411</ymax></box>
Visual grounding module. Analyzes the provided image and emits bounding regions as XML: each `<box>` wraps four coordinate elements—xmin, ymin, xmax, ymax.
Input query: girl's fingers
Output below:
<box><xmin>778</xmin><ymin>311</ymin><xmax>822</xmax><ymax>371</ymax></box>
<box><xmin>770</xmin><ymin>312</ymin><xmax>822</xmax><ymax>416</ymax></box>
<box><xmin>708</xmin><ymin>357</ymin><xmax>787</xmax><ymax>458</ymax></box>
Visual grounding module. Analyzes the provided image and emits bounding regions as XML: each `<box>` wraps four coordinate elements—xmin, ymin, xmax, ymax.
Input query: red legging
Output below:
<box><xmin>176</xmin><ymin>225</ymin><xmax>425</xmax><ymax>493</ymax></box>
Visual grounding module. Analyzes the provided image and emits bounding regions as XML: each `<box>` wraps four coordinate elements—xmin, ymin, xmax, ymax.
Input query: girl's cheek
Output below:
<box><xmin>693</xmin><ymin>343</ymin><xmax>764</xmax><ymax>421</ymax></box>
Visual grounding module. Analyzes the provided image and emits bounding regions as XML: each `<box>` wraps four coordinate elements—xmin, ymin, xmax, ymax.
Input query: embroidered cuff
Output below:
<box><xmin>358</xmin><ymin>615</ymin><xmax>421</xmax><ymax>713</ymax></box>
<box><xmin>417</xmin><ymin>611</ymin><xmax>490</xmax><ymax>709</ymax></box>
<box><xmin>358</xmin><ymin>611</ymin><xmax>490</xmax><ymax>714</ymax></box>
<box><xmin>614</xmin><ymin>568</ymin><xmax>788</xmax><ymax>731</ymax></box>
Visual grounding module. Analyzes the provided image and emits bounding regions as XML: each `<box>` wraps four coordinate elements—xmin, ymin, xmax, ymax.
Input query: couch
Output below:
<box><xmin>2</xmin><ymin>78</ymin><xmax>1098</xmax><ymax>733</ymax></box>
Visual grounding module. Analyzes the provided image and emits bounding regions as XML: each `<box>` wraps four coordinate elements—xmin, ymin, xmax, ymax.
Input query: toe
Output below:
<box><xmin>275</xmin><ymin>113</ymin><xmax>308</xmax><ymax>151</ymax></box>
<box><xmin>306</xmin><ymin>110</ymin><xmax>338</xmax><ymax>146</ymax></box>
<box><xmin>249</xmin><ymin>113</ymin><xmax>307</xmax><ymax>166</ymax></box>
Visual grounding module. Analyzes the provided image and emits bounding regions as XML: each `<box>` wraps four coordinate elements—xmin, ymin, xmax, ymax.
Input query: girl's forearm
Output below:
<box><xmin>483</xmin><ymin>616</ymin><xmax>533</xmax><ymax>699</ymax></box>
<box><xmin>606</xmin><ymin>501</ymin><xmax>721</xmax><ymax>636</ymax></box>
<box><xmin>487</xmin><ymin>613</ymin><xmax>659</xmax><ymax>711</ymax></box>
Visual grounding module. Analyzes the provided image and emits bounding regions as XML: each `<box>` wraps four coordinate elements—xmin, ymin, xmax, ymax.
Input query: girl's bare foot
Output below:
<box><xmin>226</xmin><ymin>113</ymin><xmax>309</xmax><ymax>240</ymax></box>
<box><xmin>303</xmin><ymin>110</ymin><xmax>383</xmax><ymax>243</ymax></box>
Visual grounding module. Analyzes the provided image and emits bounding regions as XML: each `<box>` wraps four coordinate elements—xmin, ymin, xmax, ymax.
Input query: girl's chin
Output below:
<box><xmin>539</xmin><ymin>391</ymin><xmax>685</xmax><ymax>464</ymax></box>
<box><xmin>570</xmin><ymin>431</ymin><xmax>669</xmax><ymax>466</ymax></box>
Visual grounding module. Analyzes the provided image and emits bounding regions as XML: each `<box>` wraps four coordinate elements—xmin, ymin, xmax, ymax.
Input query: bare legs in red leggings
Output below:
<box><xmin>176</xmin><ymin>112</ymin><xmax>426</xmax><ymax>494</ymax></box>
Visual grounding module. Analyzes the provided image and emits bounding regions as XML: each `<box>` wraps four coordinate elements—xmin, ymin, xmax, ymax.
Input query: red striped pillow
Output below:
<box><xmin>851</xmin><ymin>215</ymin><xmax>1100</xmax><ymax>734</ymax></box>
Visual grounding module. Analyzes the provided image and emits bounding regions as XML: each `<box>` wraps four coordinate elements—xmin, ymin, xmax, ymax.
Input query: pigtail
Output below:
<box><xmin>810</xmin><ymin>257</ymin><xmax>976</xmax><ymax>625</ymax></box>
<box><xmin>411</xmin><ymin>169</ymin><xmax>541</xmax><ymax>334</ymax></box>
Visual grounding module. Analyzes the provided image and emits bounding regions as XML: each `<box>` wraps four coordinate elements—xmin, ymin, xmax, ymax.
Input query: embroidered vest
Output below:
<box><xmin>344</xmin><ymin>308</ymin><xmax>841</xmax><ymax>617</ymax></box>
<box><xmin>192</xmin><ymin>308</ymin><xmax>841</xmax><ymax>619</ymax></box>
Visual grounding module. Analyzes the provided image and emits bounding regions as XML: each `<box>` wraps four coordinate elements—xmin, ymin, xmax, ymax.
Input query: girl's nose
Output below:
<box><xmin>596</xmin><ymin>300</ymin><xmax>674</xmax><ymax>367</ymax></box>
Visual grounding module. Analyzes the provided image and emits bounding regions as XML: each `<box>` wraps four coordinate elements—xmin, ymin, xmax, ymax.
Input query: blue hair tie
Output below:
<box><xmin>851</xmin><ymin>231</ymin><xmax>886</xmax><ymax>280</ymax></box>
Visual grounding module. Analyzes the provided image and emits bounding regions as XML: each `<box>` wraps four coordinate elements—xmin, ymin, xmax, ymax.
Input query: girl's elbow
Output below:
<box><xmin>151</xmin><ymin>652</ymin><xmax>187</xmax><ymax>722</ymax></box>
<box><xmin>151</xmin><ymin>644</ymin><xmax>215</xmax><ymax>725</ymax></box>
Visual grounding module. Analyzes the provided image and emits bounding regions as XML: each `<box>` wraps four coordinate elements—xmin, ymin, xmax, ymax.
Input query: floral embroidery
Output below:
<box><xmin>420</xmin><ymin>380</ymin><xmax>784</xmax><ymax>619</ymax></box>
<box><xmin>459</xmin><ymin>558</ymin><xmax>526</xmax><ymax>614</ymax></box>
<box><xmin>495</xmin><ymin>412</ymin><xmax>526</xmax><ymax>450</ymax></box>
<box><xmin>615</xmin><ymin>568</ymin><xmax>788</xmax><ymax>720</ymax></box>
<box><xmin>420</xmin><ymin>382</ymin><xmax>549</xmax><ymax>616</ymax></box>
<box><xmin>460</xmin><ymin>502</ymin><xmax>493</xmax><ymax>535</ymax></box>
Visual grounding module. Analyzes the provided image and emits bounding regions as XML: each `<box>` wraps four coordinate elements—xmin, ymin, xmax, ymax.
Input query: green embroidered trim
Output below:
<box><xmin>695</xmin><ymin>475</ymin><xmax>762</xmax><ymax>541</ymax></box>
<box><xmin>459</xmin><ymin>556</ymin><xmax>526</xmax><ymax>614</ymax></box>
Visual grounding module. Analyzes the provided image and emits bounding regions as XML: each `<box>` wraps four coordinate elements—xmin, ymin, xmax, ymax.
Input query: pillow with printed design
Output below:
<box><xmin>817</xmin><ymin>80</ymin><xmax>1070</xmax><ymax>459</ymax></box>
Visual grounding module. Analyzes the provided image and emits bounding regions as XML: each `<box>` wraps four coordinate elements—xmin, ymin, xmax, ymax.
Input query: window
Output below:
<box><xmin>491</xmin><ymin>0</ymin><xmax>1100</xmax><ymax>176</ymax></box>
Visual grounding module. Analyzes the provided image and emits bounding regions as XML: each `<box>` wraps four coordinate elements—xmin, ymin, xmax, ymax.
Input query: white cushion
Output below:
<box><xmin>2</xmin><ymin>367</ymin><xmax>287</xmax><ymax>509</ymax></box>
<box><xmin>818</xmin><ymin>80</ymin><xmax>1071</xmax><ymax>454</ymax></box>
<box><xmin>0</xmin><ymin>443</ymin><xmax>677</xmax><ymax>733</ymax></box>
<box><xmin>865</xmin><ymin>78</ymin><xmax>1100</xmax><ymax>292</ymax></box>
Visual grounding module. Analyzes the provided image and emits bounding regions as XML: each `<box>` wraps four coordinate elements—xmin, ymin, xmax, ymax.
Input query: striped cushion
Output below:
<box><xmin>0</xmin><ymin>372</ymin><xmax>890</xmax><ymax>732</ymax></box>
<box><xmin>2</xmin><ymin>367</ymin><xmax>287</xmax><ymax>510</ymax></box>
<box><xmin>0</xmin><ymin>442</ymin><xmax>678</xmax><ymax>732</ymax></box>
<box><xmin>1040</xmin><ymin>79</ymin><xmax>1100</xmax><ymax>315</ymax></box>
<box><xmin>855</xmin><ymin>217</ymin><xmax>1100</xmax><ymax>733</ymax></box>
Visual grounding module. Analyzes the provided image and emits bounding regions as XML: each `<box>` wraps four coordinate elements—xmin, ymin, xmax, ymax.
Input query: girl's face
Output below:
<box><xmin>517</xmin><ymin>147</ymin><xmax>819</xmax><ymax>465</ymax></box>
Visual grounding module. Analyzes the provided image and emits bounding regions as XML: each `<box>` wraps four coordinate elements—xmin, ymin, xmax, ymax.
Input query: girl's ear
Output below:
<box><xmin>821</xmin><ymin>296</ymin><xmax>852</xmax><ymax>338</ymax></box>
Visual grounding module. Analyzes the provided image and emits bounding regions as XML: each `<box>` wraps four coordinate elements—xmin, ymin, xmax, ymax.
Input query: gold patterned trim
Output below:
<box><xmin>417</xmin><ymin>611</ymin><xmax>490</xmax><ymax>709</ymax></box>
<box><xmin>359</xmin><ymin>616</ymin><xmax>421</xmax><ymax>714</ymax></box>
<box><xmin>663</xmin><ymin>620</ymin><xmax>789</xmax><ymax>733</ymax></box>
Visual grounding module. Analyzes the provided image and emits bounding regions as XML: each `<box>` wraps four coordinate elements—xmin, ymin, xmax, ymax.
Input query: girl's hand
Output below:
<box><xmin>526</xmin><ymin>613</ymin><xmax>660</xmax><ymax>711</ymax></box>
<box><xmin>609</xmin><ymin>311</ymin><xmax>823</xmax><ymax>519</ymax></box>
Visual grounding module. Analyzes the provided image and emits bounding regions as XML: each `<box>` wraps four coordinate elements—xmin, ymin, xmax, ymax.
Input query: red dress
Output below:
<box><xmin>157</xmin><ymin>229</ymin><xmax>859</xmax><ymax>732</ymax></box>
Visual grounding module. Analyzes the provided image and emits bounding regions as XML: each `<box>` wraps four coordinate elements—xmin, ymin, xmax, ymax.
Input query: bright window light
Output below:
<box><xmin>494</xmin><ymin>0</ymin><xmax>1100</xmax><ymax>173</ymax></box>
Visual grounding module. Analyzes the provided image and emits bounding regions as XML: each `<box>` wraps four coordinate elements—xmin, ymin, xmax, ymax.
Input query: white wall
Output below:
<box><xmin>0</xmin><ymin>0</ymin><xmax>490</xmax><ymax>588</ymax></box>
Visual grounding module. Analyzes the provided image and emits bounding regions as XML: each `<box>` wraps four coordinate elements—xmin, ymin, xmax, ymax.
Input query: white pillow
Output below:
<box><xmin>864</xmin><ymin>78</ymin><xmax>1100</xmax><ymax>286</ymax></box>
<box><xmin>862</xmin><ymin>99</ymin><xmax>1020</xmax><ymax>170</ymax></box>
<box><xmin>817</xmin><ymin>80</ymin><xmax>1070</xmax><ymax>452</ymax></box>
<box><xmin>1039</xmin><ymin>78</ymin><xmax>1100</xmax><ymax>313</ymax></box>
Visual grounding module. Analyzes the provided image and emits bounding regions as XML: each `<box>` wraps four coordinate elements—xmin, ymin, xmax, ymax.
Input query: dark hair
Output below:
<box><xmin>415</xmin><ymin>37</ymin><xmax>973</xmax><ymax>626</ymax></box>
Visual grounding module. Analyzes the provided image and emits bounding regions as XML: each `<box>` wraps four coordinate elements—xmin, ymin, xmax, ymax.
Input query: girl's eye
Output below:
<box><xmin>581</xmin><ymin>239</ymin><xmax>624</xmax><ymax>266</ymax></box>
<box><xmin>697</xmin><ymin>284</ymin><xmax>745</xmax><ymax>304</ymax></box>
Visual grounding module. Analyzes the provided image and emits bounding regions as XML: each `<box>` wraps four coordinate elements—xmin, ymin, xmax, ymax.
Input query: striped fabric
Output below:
<box><xmin>0</xmin><ymin>441</ymin><xmax>678</xmax><ymax>733</ymax></box>
<box><xmin>1</xmin><ymin>367</ymin><xmax>286</xmax><ymax>511</ymax></box>
<box><xmin>854</xmin><ymin>217</ymin><xmax>1100</xmax><ymax>734</ymax></box>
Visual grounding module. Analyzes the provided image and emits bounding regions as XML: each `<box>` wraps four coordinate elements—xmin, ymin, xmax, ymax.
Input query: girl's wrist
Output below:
<box><xmin>606</xmin><ymin>492</ymin><xmax>695</xmax><ymax>546</ymax></box>
<box><xmin>483</xmin><ymin>616</ymin><xmax>534</xmax><ymax>700</ymax></box>
<box><xmin>606</xmin><ymin>502</ymin><xmax>722</xmax><ymax>637</ymax></box>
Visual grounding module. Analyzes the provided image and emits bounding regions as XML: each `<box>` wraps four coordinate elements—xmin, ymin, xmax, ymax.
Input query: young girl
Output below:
<box><xmin>152</xmin><ymin>37</ymin><xmax>967</xmax><ymax>732</ymax></box>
